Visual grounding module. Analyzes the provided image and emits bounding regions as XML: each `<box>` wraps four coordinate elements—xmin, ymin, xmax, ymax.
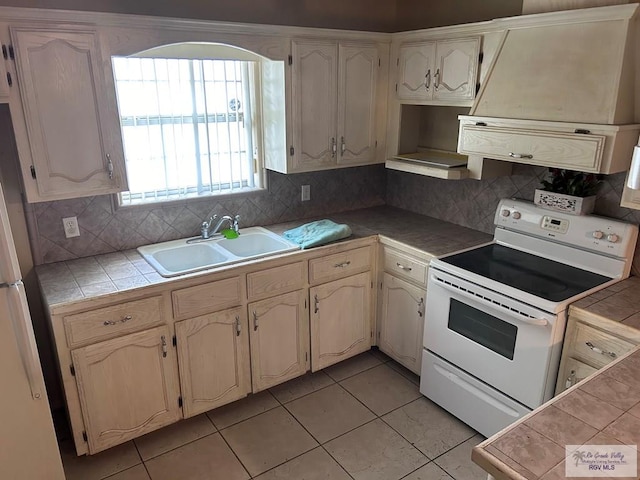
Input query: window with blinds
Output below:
<box><xmin>112</xmin><ymin>56</ymin><xmax>263</xmax><ymax>205</ymax></box>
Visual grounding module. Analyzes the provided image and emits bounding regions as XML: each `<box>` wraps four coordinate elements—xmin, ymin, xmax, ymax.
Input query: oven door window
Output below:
<box><xmin>448</xmin><ymin>299</ymin><xmax>517</xmax><ymax>360</ymax></box>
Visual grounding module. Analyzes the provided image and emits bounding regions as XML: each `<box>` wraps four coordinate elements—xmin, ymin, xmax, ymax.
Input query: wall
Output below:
<box><xmin>30</xmin><ymin>165</ymin><xmax>386</xmax><ymax>263</ymax></box>
<box><xmin>0</xmin><ymin>0</ymin><xmax>397</xmax><ymax>31</ymax></box>
<box><xmin>394</xmin><ymin>0</ymin><xmax>523</xmax><ymax>31</ymax></box>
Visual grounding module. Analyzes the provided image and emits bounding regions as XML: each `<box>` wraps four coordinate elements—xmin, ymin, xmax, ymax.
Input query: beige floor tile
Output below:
<box><xmin>286</xmin><ymin>384</ymin><xmax>375</xmax><ymax>443</ymax></box>
<box><xmin>221</xmin><ymin>406</ymin><xmax>318</xmax><ymax>476</ymax></box>
<box><xmin>61</xmin><ymin>439</ymin><xmax>141</xmax><ymax>480</ymax></box>
<box><xmin>253</xmin><ymin>447</ymin><xmax>350</xmax><ymax>480</ymax></box>
<box><xmin>340</xmin><ymin>364</ymin><xmax>421</xmax><ymax>415</ymax></box>
<box><xmin>269</xmin><ymin>371</ymin><xmax>335</xmax><ymax>404</ymax></box>
<box><xmin>324</xmin><ymin>419</ymin><xmax>427</xmax><ymax>480</ymax></box>
<box><xmin>434</xmin><ymin>434</ymin><xmax>487</xmax><ymax>480</ymax></box>
<box><xmin>386</xmin><ymin>360</ymin><xmax>420</xmax><ymax>385</ymax></box>
<box><xmin>144</xmin><ymin>433</ymin><xmax>248</xmax><ymax>480</ymax></box>
<box><xmin>207</xmin><ymin>390</ymin><xmax>279</xmax><ymax>429</ymax></box>
<box><xmin>403</xmin><ymin>462</ymin><xmax>452</xmax><ymax>480</ymax></box>
<box><xmin>382</xmin><ymin>397</ymin><xmax>476</xmax><ymax>459</ymax></box>
<box><xmin>134</xmin><ymin>414</ymin><xmax>216</xmax><ymax>460</ymax></box>
<box><xmin>324</xmin><ymin>352</ymin><xmax>382</xmax><ymax>382</ymax></box>
<box><xmin>105</xmin><ymin>464</ymin><xmax>151</xmax><ymax>480</ymax></box>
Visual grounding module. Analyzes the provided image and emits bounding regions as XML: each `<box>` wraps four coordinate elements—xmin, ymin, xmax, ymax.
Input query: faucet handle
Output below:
<box><xmin>233</xmin><ymin>215</ymin><xmax>240</xmax><ymax>233</ymax></box>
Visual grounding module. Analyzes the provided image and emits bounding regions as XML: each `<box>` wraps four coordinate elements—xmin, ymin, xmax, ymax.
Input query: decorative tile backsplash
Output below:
<box><xmin>30</xmin><ymin>165</ymin><xmax>386</xmax><ymax>264</ymax></box>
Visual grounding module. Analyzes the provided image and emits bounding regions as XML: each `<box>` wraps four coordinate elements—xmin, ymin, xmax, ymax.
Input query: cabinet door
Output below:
<box><xmin>337</xmin><ymin>44</ymin><xmax>378</xmax><ymax>165</ymax></box>
<box><xmin>71</xmin><ymin>326</ymin><xmax>181</xmax><ymax>454</ymax></box>
<box><xmin>379</xmin><ymin>273</ymin><xmax>425</xmax><ymax>375</ymax></box>
<box><xmin>10</xmin><ymin>26</ymin><xmax>127</xmax><ymax>201</ymax></box>
<box><xmin>310</xmin><ymin>271</ymin><xmax>372</xmax><ymax>371</ymax></box>
<box><xmin>175</xmin><ymin>307</ymin><xmax>250</xmax><ymax>418</ymax></box>
<box><xmin>433</xmin><ymin>38</ymin><xmax>480</xmax><ymax>102</ymax></box>
<box><xmin>396</xmin><ymin>42</ymin><xmax>436</xmax><ymax>101</ymax></box>
<box><xmin>291</xmin><ymin>40</ymin><xmax>338</xmax><ymax>170</ymax></box>
<box><xmin>249</xmin><ymin>290</ymin><xmax>309</xmax><ymax>392</ymax></box>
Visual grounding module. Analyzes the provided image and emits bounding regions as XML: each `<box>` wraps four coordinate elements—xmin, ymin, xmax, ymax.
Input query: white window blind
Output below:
<box><xmin>112</xmin><ymin>57</ymin><xmax>261</xmax><ymax>205</ymax></box>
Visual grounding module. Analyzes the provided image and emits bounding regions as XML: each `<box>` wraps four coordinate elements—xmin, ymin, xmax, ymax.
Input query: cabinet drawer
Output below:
<box><xmin>309</xmin><ymin>247</ymin><xmax>371</xmax><ymax>284</ymax></box>
<box><xmin>570</xmin><ymin>322</ymin><xmax>635</xmax><ymax>368</ymax></box>
<box><xmin>64</xmin><ymin>296</ymin><xmax>163</xmax><ymax>347</ymax></box>
<box><xmin>382</xmin><ymin>247</ymin><xmax>428</xmax><ymax>287</ymax></box>
<box><xmin>247</xmin><ymin>262</ymin><xmax>305</xmax><ymax>301</ymax></box>
<box><xmin>172</xmin><ymin>277</ymin><xmax>241</xmax><ymax>320</ymax></box>
<box><xmin>459</xmin><ymin>125</ymin><xmax>605</xmax><ymax>172</ymax></box>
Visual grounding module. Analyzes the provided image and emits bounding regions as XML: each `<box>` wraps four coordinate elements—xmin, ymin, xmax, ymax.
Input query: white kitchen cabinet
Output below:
<box><xmin>310</xmin><ymin>271</ymin><xmax>372</xmax><ymax>371</ymax></box>
<box><xmin>9</xmin><ymin>25</ymin><xmax>127</xmax><ymax>202</ymax></box>
<box><xmin>175</xmin><ymin>308</ymin><xmax>251</xmax><ymax>418</ymax></box>
<box><xmin>290</xmin><ymin>39</ymin><xmax>379</xmax><ymax>171</ymax></box>
<box><xmin>249</xmin><ymin>290</ymin><xmax>309</xmax><ymax>391</ymax></box>
<box><xmin>71</xmin><ymin>326</ymin><xmax>182</xmax><ymax>454</ymax></box>
<box><xmin>379</xmin><ymin>273</ymin><xmax>425</xmax><ymax>375</ymax></box>
<box><xmin>397</xmin><ymin>37</ymin><xmax>480</xmax><ymax>103</ymax></box>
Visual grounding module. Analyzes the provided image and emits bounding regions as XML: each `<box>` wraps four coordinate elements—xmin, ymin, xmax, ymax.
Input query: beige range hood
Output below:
<box><xmin>458</xmin><ymin>4</ymin><xmax>640</xmax><ymax>174</ymax></box>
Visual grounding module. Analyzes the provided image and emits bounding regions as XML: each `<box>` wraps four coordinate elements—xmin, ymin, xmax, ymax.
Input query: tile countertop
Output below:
<box><xmin>473</xmin><ymin>275</ymin><xmax>640</xmax><ymax>480</ymax></box>
<box><xmin>36</xmin><ymin>205</ymin><xmax>492</xmax><ymax>308</ymax></box>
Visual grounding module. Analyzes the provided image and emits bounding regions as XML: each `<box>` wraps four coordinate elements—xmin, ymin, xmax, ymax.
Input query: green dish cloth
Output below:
<box><xmin>283</xmin><ymin>220</ymin><xmax>352</xmax><ymax>249</ymax></box>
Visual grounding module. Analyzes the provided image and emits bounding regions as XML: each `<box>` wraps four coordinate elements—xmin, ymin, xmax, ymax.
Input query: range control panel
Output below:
<box><xmin>495</xmin><ymin>199</ymin><xmax>638</xmax><ymax>258</ymax></box>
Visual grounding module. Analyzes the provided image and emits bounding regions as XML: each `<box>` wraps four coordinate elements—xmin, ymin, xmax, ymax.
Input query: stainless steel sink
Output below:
<box><xmin>137</xmin><ymin>226</ymin><xmax>299</xmax><ymax>277</ymax></box>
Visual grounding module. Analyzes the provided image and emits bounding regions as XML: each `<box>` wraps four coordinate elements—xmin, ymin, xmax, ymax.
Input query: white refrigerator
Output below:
<box><xmin>0</xmin><ymin>182</ymin><xmax>65</xmax><ymax>479</ymax></box>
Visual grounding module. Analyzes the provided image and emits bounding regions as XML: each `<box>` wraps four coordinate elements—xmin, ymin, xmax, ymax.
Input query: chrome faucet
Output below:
<box><xmin>200</xmin><ymin>214</ymin><xmax>240</xmax><ymax>239</ymax></box>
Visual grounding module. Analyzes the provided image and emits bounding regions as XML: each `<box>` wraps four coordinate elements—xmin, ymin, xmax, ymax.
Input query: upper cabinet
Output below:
<box><xmin>9</xmin><ymin>26</ymin><xmax>127</xmax><ymax>202</ymax></box>
<box><xmin>396</xmin><ymin>37</ymin><xmax>480</xmax><ymax>104</ymax></box>
<box><xmin>285</xmin><ymin>39</ymin><xmax>385</xmax><ymax>173</ymax></box>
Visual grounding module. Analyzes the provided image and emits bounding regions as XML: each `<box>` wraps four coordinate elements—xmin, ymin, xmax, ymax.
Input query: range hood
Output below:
<box><xmin>458</xmin><ymin>4</ymin><xmax>640</xmax><ymax>174</ymax></box>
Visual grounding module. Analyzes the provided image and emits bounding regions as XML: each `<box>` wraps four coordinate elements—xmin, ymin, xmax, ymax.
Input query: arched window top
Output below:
<box><xmin>130</xmin><ymin>42</ymin><xmax>267</xmax><ymax>62</ymax></box>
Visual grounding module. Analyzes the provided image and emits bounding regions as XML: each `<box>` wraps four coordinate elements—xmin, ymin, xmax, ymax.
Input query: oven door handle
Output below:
<box><xmin>430</xmin><ymin>273</ymin><xmax>551</xmax><ymax>327</ymax></box>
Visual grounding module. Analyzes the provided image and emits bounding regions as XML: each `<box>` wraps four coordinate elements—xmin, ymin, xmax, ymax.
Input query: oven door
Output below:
<box><xmin>425</xmin><ymin>268</ymin><xmax>558</xmax><ymax>409</ymax></box>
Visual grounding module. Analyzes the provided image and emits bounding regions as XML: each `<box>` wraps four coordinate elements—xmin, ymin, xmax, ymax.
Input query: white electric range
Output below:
<box><xmin>420</xmin><ymin>199</ymin><xmax>638</xmax><ymax>438</ymax></box>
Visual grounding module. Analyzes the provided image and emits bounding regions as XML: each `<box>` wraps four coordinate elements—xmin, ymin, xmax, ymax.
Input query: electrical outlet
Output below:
<box><xmin>62</xmin><ymin>216</ymin><xmax>80</xmax><ymax>238</ymax></box>
<box><xmin>301</xmin><ymin>185</ymin><xmax>311</xmax><ymax>201</ymax></box>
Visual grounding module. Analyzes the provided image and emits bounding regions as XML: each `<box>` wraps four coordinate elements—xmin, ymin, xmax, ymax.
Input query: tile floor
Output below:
<box><xmin>58</xmin><ymin>349</ymin><xmax>486</xmax><ymax>480</ymax></box>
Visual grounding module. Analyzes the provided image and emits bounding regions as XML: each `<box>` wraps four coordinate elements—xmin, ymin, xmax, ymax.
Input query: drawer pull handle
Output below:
<box><xmin>235</xmin><ymin>316</ymin><xmax>241</xmax><ymax>336</ymax></box>
<box><xmin>334</xmin><ymin>261</ymin><xmax>351</xmax><ymax>268</ymax></box>
<box><xmin>103</xmin><ymin>315</ymin><xmax>132</xmax><ymax>326</ymax></box>
<box><xmin>253</xmin><ymin>311</ymin><xmax>259</xmax><ymax>331</ymax></box>
<box><xmin>418</xmin><ymin>298</ymin><xmax>424</xmax><ymax>318</ymax></box>
<box><xmin>314</xmin><ymin>294</ymin><xmax>319</xmax><ymax>314</ymax></box>
<box><xmin>565</xmin><ymin>369</ymin><xmax>577</xmax><ymax>389</ymax></box>
<box><xmin>425</xmin><ymin>69</ymin><xmax>431</xmax><ymax>90</ymax></box>
<box><xmin>508</xmin><ymin>152</ymin><xmax>533</xmax><ymax>159</ymax></box>
<box><xmin>161</xmin><ymin>335</ymin><xmax>167</xmax><ymax>358</ymax></box>
<box><xmin>585</xmin><ymin>341</ymin><xmax>617</xmax><ymax>358</ymax></box>
<box><xmin>396</xmin><ymin>263</ymin><xmax>412</xmax><ymax>272</ymax></box>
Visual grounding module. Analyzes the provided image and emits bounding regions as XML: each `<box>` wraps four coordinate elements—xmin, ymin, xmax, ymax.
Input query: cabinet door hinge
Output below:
<box><xmin>395</xmin><ymin>84</ymin><xmax>398</xmax><ymax>92</ymax></box>
<box><xmin>82</xmin><ymin>431</ymin><xmax>88</xmax><ymax>442</ymax></box>
<box><xmin>375</xmin><ymin>140</ymin><xmax>378</xmax><ymax>148</ymax></box>
<box><xmin>304</xmin><ymin>298</ymin><xmax>307</xmax><ymax>309</ymax></box>
<box><xmin>30</xmin><ymin>165</ymin><xmax>36</xmax><ymax>179</ymax></box>
<box><xmin>476</xmin><ymin>83</ymin><xmax>480</xmax><ymax>95</ymax></box>
<box><xmin>6</xmin><ymin>72</ymin><xmax>11</xmax><ymax>87</ymax></box>
<box><xmin>288</xmin><ymin>54</ymin><xmax>292</xmax><ymax>66</ymax></box>
<box><xmin>289</xmin><ymin>146</ymin><xmax>294</xmax><ymax>156</ymax></box>
<box><xmin>378</xmin><ymin>58</ymin><xmax>381</xmax><ymax>67</ymax></box>
<box><xmin>1</xmin><ymin>44</ymin><xmax>6</xmax><ymax>60</ymax></box>
<box><xmin>380</xmin><ymin>281</ymin><xmax>383</xmax><ymax>290</ymax></box>
<box><xmin>70</xmin><ymin>364</ymin><xmax>75</xmax><ymax>376</ymax></box>
<box><xmin>178</xmin><ymin>396</ymin><xmax>183</xmax><ymax>408</ymax></box>
<box><xmin>8</xmin><ymin>45</ymin><xmax>14</xmax><ymax>60</ymax></box>
<box><xmin>371</xmin><ymin>281</ymin><xmax>374</xmax><ymax>289</ymax></box>
<box><xmin>479</xmin><ymin>52</ymin><xmax>484</xmax><ymax>64</ymax></box>
<box><xmin>396</xmin><ymin>57</ymin><xmax>399</xmax><ymax>66</ymax></box>
<box><xmin>172</xmin><ymin>335</ymin><xmax>177</xmax><ymax>347</ymax></box>
<box><xmin>305</xmin><ymin>352</ymin><xmax>308</xmax><ymax>362</ymax></box>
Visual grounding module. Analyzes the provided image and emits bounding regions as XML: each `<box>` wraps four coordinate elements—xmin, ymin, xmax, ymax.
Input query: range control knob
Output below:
<box><xmin>607</xmin><ymin>233</ymin><xmax>619</xmax><ymax>243</ymax></box>
<box><xmin>500</xmin><ymin>209</ymin><xmax>510</xmax><ymax>217</ymax></box>
<box><xmin>512</xmin><ymin>211</ymin><xmax>521</xmax><ymax>220</ymax></box>
<box><xmin>592</xmin><ymin>230</ymin><xmax>604</xmax><ymax>239</ymax></box>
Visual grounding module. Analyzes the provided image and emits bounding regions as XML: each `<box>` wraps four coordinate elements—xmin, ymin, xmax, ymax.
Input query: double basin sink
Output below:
<box><xmin>138</xmin><ymin>227</ymin><xmax>299</xmax><ymax>277</ymax></box>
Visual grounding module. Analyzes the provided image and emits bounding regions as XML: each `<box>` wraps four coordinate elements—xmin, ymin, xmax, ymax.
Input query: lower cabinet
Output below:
<box><xmin>71</xmin><ymin>326</ymin><xmax>182</xmax><ymax>454</ymax></box>
<box><xmin>249</xmin><ymin>290</ymin><xmax>310</xmax><ymax>391</ymax></box>
<box><xmin>310</xmin><ymin>271</ymin><xmax>372</xmax><ymax>371</ymax></box>
<box><xmin>175</xmin><ymin>307</ymin><xmax>251</xmax><ymax>418</ymax></box>
<box><xmin>379</xmin><ymin>273</ymin><xmax>425</xmax><ymax>374</ymax></box>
